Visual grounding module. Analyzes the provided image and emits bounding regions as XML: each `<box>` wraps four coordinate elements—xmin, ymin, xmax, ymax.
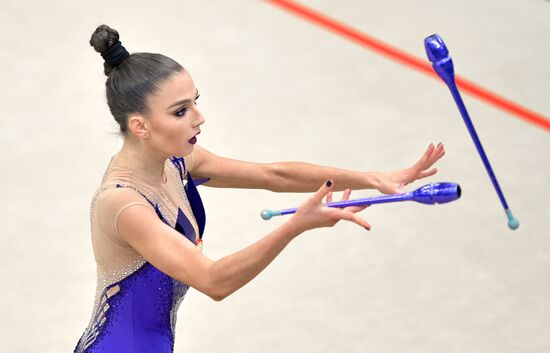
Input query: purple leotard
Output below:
<box><xmin>74</xmin><ymin>157</ymin><xmax>207</xmax><ymax>353</ymax></box>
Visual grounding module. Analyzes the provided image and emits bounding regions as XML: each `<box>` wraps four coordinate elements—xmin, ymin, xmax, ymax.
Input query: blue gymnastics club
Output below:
<box><xmin>424</xmin><ymin>34</ymin><xmax>519</xmax><ymax>230</ymax></box>
<box><xmin>261</xmin><ymin>182</ymin><xmax>460</xmax><ymax>220</ymax></box>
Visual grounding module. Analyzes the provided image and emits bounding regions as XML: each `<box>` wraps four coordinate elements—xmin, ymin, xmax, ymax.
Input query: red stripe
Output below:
<box><xmin>265</xmin><ymin>0</ymin><xmax>550</xmax><ymax>132</ymax></box>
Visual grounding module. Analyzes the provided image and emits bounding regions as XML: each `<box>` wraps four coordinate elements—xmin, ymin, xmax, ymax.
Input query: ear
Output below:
<box><xmin>127</xmin><ymin>114</ymin><xmax>150</xmax><ymax>139</ymax></box>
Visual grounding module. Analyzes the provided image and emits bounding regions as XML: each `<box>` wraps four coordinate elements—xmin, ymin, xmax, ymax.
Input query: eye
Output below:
<box><xmin>194</xmin><ymin>94</ymin><xmax>200</xmax><ymax>105</ymax></box>
<box><xmin>175</xmin><ymin>107</ymin><xmax>188</xmax><ymax>117</ymax></box>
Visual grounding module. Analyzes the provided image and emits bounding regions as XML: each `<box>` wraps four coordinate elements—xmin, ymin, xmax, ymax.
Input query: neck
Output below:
<box><xmin>113</xmin><ymin>138</ymin><xmax>167</xmax><ymax>185</ymax></box>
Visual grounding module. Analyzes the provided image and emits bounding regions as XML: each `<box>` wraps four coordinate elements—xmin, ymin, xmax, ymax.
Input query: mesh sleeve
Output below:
<box><xmin>95</xmin><ymin>187</ymin><xmax>156</xmax><ymax>240</ymax></box>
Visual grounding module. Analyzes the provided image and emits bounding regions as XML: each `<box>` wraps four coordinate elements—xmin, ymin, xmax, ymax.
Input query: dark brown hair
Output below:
<box><xmin>89</xmin><ymin>24</ymin><xmax>184</xmax><ymax>134</ymax></box>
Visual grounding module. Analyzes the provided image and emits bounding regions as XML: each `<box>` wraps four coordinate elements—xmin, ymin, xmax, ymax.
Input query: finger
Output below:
<box><xmin>325</xmin><ymin>191</ymin><xmax>333</xmax><ymax>204</ymax></box>
<box><xmin>312</xmin><ymin>179</ymin><xmax>334</xmax><ymax>203</ymax></box>
<box><xmin>434</xmin><ymin>144</ymin><xmax>446</xmax><ymax>161</ymax></box>
<box><xmin>342</xmin><ymin>188</ymin><xmax>351</xmax><ymax>201</ymax></box>
<box><xmin>417</xmin><ymin>167</ymin><xmax>437</xmax><ymax>179</ymax></box>
<box><xmin>345</xmin><ymin>204</ymin><xmax>369</xmax><ymax>213</ymax></box>
<box><xmin>338</xmin><ymin>210</ymin><xmax>372</xmax><ymax>230</ymax></box>
<box><xmin>414</xmin><ymin>143</ymin><xmax>435</xmax><ymax>169</ymax></box>
<box><xmin>424</xmin><ymin>144</ymin><xmax>446</xmax><ymax>169</ymax></box>
<box><xmin>428</xmin><ymin>142</ymin><xmax>445</xmax><ymax>158</ymax></box>
<box><xmin>421</xmin><ymin>143</ymin><xmax>435</xmax><ymax>163</ymax></box>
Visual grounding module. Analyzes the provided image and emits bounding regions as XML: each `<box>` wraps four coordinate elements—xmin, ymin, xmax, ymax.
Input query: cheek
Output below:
<box><xmin>163</xmin><ymin>125</ymin><xmax>185</xmax><ymax>147</ymax></box>
<box><xmin>154</xmin><ymin>116</ymin><xmax>181</xmax><ymax>139</ymax></box>
<box><xmin>154</xmin><ymin>119</ymin><xmax>192</xmax><ymax>154</ymax></box>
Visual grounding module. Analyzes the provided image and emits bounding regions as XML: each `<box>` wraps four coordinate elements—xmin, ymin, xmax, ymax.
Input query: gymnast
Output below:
<box><xmin>74</xmin><ymin>24</ymin><xmax>446</xmax><ymax>353</ymax></box>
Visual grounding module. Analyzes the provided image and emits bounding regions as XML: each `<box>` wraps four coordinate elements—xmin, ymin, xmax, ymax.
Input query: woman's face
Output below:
<box><xmin>140</xmin><ymin>70</ymin><xmax>204</xmax><ymax>158</ymax></box>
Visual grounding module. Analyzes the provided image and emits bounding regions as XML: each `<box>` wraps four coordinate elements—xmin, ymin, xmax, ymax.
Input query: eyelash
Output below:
<box><xmin>175</xmin><ymin>96</ymin><xmax>200</xmax><ymax>117</ymax></box>
<box><xmin>175</xmin><ymin>107</ymin><xmax>188</xmax><ymax>117</ymax></box>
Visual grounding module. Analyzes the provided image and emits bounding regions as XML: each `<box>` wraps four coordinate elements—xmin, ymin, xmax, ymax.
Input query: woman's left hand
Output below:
<box><xmin>374</xmin><ymin>143</ymin><xmax>446</xmax><ymax>195</ymax></box>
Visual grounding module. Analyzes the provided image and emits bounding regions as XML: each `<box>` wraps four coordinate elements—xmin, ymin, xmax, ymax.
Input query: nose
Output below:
<box><xmin>194</xmin><ymin>108</ymin><xmax>206</xmax><ymax>127</ymax></box>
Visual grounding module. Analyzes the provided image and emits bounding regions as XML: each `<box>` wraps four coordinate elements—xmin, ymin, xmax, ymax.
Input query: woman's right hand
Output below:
<box><xmin>288</xmin><ymin>180</ymin><xmax>372</xmax><ymax>234</ymax></box>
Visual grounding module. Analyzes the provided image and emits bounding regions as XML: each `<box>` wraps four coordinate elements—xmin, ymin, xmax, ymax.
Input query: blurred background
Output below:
<box><xmin>1</xmin><ymin>0</ymin><xmax>549</xmax><ymax>352</ymax></box>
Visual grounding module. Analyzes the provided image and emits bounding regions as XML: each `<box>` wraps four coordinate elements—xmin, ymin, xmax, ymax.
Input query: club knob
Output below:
<box><xmin>506</xmin><ymin>210</ymin><xmax>520</xmax><ymax>230</ymax></box>
<box><xmin>261</xmin><ymin>209</ymin><xmax>274</xmax><ymax>220</ymax></box>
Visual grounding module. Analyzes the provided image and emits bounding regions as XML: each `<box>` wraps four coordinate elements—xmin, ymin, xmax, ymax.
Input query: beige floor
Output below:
<box><xmin>1</xmin><ymin>0</ymin><xmax>549</xmax><ymax>352</ymax></box>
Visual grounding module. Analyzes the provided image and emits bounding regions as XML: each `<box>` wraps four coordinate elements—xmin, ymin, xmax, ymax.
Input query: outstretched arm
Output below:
<box><xmin>191</xmin><ymin>143</ymin><xmax>445</xmax><ymax>194</ymax></box>
<box><xmin>113</xmin><ymin>181</ymin><xmax>368</xmax><ymax>301</ymax></box>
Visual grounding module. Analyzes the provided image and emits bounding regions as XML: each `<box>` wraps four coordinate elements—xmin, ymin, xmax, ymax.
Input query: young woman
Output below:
<box><xmin>74</xmin><ymin>24</ymin><xmax>445</xmax><ymax>353</ymax></box>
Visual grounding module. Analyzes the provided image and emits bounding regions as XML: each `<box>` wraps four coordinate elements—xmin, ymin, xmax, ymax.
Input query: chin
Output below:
<box><xmin>174</xmin><ymin>145</ymin><xmax>194</xmax><ymax>158</ymax></box>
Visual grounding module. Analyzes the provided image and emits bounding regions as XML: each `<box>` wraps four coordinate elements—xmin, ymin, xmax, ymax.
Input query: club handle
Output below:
<box><xmin>424</xmin><ymin>33</ymin><xmax>518</xmax><ymax>230</ymax></box>
<box><xmin>261</xmin><ymin>182</ymin><xmax>460</xmax><ymax>220</ymax></box>
<box><xmin>261</xmin><ymin>193</ymin><xmax>412</xmax><ymax>220</ymax></box>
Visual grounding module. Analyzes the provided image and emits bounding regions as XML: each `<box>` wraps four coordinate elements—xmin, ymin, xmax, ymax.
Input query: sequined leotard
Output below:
<box><xmin>74</xmin><ymin>155</ymin><xmax>207</xmax><ymax>353</ymax></box>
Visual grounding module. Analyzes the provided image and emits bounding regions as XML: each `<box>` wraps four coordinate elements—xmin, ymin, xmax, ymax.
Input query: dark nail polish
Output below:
<box><xmin>326</xmin><ymin>180</ymin><xmax>333</xmax><ymax>187</ymax></box>
<box><xmin>365</xmin><ymin>227</ymin><xmax>370</xmax><ymax>231</ymax></box>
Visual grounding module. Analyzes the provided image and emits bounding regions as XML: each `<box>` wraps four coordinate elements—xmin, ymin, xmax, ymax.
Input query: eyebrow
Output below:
<box><xmin>166</xmin><ymin>89</ymin><xmax>200</xmax><ymax>110</ymax></box>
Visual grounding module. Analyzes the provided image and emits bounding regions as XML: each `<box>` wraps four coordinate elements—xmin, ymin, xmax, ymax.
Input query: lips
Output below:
<box><xmin>188</xmin><ymin>131</ymin><xmax>200</xmax><ymax>144</ymax></box>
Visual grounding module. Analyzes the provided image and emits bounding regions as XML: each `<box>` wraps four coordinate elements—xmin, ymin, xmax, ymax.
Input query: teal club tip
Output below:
<box><xmin>506</xmin><ymin>209</ymin><xmax>519</xmax><ymax>230</ymax></box>
<box><xmin>261</xmin><ymin>209</ymin><xmax>275</xmax><ymax>220</ymax></box>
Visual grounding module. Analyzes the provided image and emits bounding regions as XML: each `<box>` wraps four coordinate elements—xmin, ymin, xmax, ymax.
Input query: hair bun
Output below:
<box><xmin>89</xmin><ymin>24</ymin><xmax>129</xmax><ymax>75</ymax></box>
<box><xmin>90</xmin><ymin>24</ymin><xmax>119</xmax><ymax>54</ymax></box>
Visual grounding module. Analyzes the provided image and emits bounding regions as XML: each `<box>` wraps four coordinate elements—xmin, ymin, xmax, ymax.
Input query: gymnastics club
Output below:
<box><xmin>261</xmin><ymin>182</ymin><xmax>460</xmax><ymax>220</ymax></box>
<box><xmin>424</xmin><ymin>34</ymin><xmax>519</xmax><ymax>230</ymax></box>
